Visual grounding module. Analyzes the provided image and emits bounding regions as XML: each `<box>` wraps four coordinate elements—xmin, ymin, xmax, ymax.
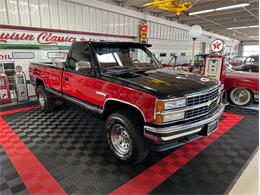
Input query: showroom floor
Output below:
<box><xmin>0</xmin><ymin>103</ymin><xmax>258</xmax><ymax>194</ymax></box>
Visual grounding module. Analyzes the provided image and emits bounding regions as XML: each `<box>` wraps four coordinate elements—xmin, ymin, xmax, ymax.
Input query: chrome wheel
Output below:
<box><xmin>230</xmin><ymin>88</ymin><xmax>252</xmax><ymax>106</ymax></box>
<box><xmin>38</xmin><ymin>92</ymin><xmax>45</xmax><ymax>109</ymax></box>
<box><xmin>110</xmin><ymin>124</ymin><xmax>132</xmax><ymax>158</ymax></box>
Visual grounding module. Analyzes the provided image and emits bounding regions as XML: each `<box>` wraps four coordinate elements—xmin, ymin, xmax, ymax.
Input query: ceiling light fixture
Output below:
<box><xmin>189</xmin><ymin>3</ymin><xmax>250</xmax><ymax>15</ymax></box>
<box><xmin>227</xmin><ymin>25</ymin><xmax>259</xmax><ymax>30</ymax></box>
<box><xmin>216</xmin><ymin>3</ymin><xmax>250</xmax><ymax>11</ymax></box>
<box><xmin>189</xmin><ymin>9</ymin><xmax>215</xmax><ymax>15</ymax></box>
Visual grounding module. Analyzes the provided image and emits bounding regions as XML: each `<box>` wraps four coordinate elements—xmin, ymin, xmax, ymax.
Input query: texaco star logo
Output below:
<box><xmin>200</xmin><ymin>77</ymin><xmax>210</xmax><ymax>82</ymax></box>
<box><xmin>211</xmin><ymin>39</ymin><xmax>224</xmax><ymax>52</ymax></box>
<box><xmin>213</xmin><ymin>42</ymin><xmax>221</xmax><ymax>50</ymax></box>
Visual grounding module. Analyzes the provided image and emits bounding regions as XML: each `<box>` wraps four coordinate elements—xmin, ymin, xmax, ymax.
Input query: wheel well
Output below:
<box><xmin>103</xmin><ymin>100</ymin><xmax>145</xmax><ymax>124</ymax></box>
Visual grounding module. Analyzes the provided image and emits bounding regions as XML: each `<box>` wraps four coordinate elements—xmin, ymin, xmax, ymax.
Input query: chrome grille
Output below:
<box><xmin>186</xmin><ymin>99</ymin><xmax>218</xmax><ymax>119</ymax></box>
<box><xmin>185</xmin><ymin>86</ymin><xmax>220</xmax><ymax>120</ymax></box>
<box><xmin>187</xmin><ymin>87</ymin><xmax>219</xmax><ymax>106</ymax></box>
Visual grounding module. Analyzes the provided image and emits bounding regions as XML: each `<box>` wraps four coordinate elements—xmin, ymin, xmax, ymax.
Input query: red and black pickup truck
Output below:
<box><xmin>29</xmin><ymin>41</ymin><xmax>225</xmax><ymax>164</ymax></box>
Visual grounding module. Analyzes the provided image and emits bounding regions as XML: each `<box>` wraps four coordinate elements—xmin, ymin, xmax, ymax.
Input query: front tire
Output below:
<box><xmin>36</xmin><ymin>85</ymin><xmax>55</xmax><ymax>113</ymax></box>
<box><xmin>230</xmin><ymin>88</ymin><xmax>253</xmax><ymax>106</ymax></box>
<box><xmin>106</xmin><ymin>110</ymin><xmax>149</xmax><ymax>164</ymax></box>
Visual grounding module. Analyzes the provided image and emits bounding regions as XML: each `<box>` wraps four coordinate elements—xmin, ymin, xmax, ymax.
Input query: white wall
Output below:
<box><xmin>149</xmin><ymin>39</ymin><xmax>201</xmax><ymax>64</ymax></box>
<box><xmin>0</xmin><ymin>0</ymin><xmax>239</xmax><ymax>42</ymax></box>
<box><xmin>0</xmin><ymin>0</ymin><xmax>139</xmax><ymax>37</ymax></box>
<box><xmin>0</xmin><ymin>0</ymin><xmax>240</xmax><ymax>61</ymax></box>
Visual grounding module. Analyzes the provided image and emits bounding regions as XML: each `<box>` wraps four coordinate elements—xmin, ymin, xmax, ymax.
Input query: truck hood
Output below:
<box><xmin>105</xmin><ymin>68</ymin><xmax>219</xmax><ymax>99</ymax></box>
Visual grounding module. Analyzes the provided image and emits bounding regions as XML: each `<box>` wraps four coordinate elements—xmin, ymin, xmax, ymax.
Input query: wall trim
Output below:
<box><xmin>0</xmin><ymin>25</ymin><xmax>136</xmax><ymax>39</ymax></box>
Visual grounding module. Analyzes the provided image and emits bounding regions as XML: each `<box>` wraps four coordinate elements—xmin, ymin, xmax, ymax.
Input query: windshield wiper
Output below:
<box><xmin>105</xmin><ymin>66</ymin><xmax>132</xmax><ymax>71</ymax></box>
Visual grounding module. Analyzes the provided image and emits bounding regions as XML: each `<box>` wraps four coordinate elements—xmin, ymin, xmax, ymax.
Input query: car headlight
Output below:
<box><xmin>155</xmin><ymin>112</ymin><xmax>185</xmax><ymax>123</ymax></box>
<box><xmin>156</xmin><ymin>98</ymin><xmax>187</xmax><ymax>112</ymax></box>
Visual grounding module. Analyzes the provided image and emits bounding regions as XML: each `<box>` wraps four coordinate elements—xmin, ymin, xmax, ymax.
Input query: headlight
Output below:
<box><xmin>156</xmin><ymin>98</ymin><xmax>187</xmax><ymax>112</ymax></box>
<box><xmin>155</xmin><ymin>112</ymin><xmax>185</xmax><ymax>123</ymax></box>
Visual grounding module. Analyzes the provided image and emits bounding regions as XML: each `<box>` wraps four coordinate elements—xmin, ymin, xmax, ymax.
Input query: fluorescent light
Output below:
<box><xmin>249</xmin><ymin>25</ymin><xmax>259</xmax><ymax>28</ymax></box>
<box><xmin>216</xmin><ymin>3</ymin><xmax>250</xmax><ymax>11</ymax></box>
<box><xmin>227</xmin><ymin>25</ymin><xmax>259</xmax><ymax>30</ymax></box>
<box><xmin>189</xmin><ymin>3</ymin><xmax>250</xmax><ymax>15</ymax></box>
<box><xmin>189</xmin><ymin>9</ymin><xmax>214</xmax><ymax>15</ymax></box>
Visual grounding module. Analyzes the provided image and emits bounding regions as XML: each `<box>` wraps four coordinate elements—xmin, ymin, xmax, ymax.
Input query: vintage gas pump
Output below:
<box><xmin>14</xmin><ymin>66</ymin><xmax>29</xmax><ymax>102</ymax></box>
<box><xmin>204</xmin><ymin>54</ymin><xmax>226</xmax><ymax>83</ymax></box>
<box><xmin>0</xmin><ymin>65</ymin><xmax>11</xmax><ymax>104</ymax></box>
<box><xmin>204</xmin><ymin>39</ymin><xmax>226</xmax><ymax>84</ymax></box>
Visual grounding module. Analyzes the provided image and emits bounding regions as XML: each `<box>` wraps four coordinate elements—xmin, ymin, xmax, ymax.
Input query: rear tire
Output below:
<box><xmin>106</xmin><ymin>110</ymin><xmax>149</xmax><ymax>164</ymax></box>
<box><xmin>230</xmin><ymin>88</ymin><xmax>253</xmax><ymax>106</ymax></box>
<box><xmin>36</xmin><ymin>85</ymin><xmax>55</xmax><ymax>113</ymax></box>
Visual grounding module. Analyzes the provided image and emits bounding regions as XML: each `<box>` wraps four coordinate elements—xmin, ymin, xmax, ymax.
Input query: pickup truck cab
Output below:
<box><xmin>30</xmin><ymin>41</ymin><xmax>225</xmax><ymax>164</ymax></box>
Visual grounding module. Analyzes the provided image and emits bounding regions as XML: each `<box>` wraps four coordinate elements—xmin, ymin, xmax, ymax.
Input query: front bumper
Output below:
<box><xmin>144</xmin><ymin>103</ymin><xmax>225</xmax><ymax>151</ymax></box>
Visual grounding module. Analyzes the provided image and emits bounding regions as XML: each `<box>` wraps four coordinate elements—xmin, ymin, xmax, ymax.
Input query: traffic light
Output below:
<box><xmin>140</xmin><ymin>22</ymin><xmax>148</xmax><ymax>44</ymax></box>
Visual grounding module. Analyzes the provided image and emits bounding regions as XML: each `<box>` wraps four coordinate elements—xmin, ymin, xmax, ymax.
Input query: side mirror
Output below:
<box><xmin>75</xmin><ymin>61</ymin><xmax>91</xmax><ymax>72</ymax></box>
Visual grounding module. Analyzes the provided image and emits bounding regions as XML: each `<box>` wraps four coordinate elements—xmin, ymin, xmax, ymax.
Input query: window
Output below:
<box><xmin>245</xmin><ymin>57</ymin><xmax>251</xmax><ymax>64</ymax></box>
<box><xmin>12</xmin><ymin>52</ymin><xmax>34</xmax><ymax>59</ymax></box>
<box><xmin>160</xmin><ymin>53</ymin><xmax>167</xmax><ymax>57</ymax></box>
<box><xmin>181</xmin><ymin>53</ymin><xmax>186</xmax><ymax>56</ymax></box>
<box><xmin>243</xmin><ymin>45</ymin><xmax>259</xmax><ymax>56</ymax></box>
<box><xmin>48</xmin><ymin>52</ymin><xmax>66</xmax><ymax>59</ymax></box>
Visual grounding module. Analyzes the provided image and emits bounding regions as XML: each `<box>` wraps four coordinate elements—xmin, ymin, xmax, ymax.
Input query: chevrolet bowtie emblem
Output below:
<box><xmin>206</xmin><ymin>100</ymin><xmax>212</xmax><ymax>107</ymax></box>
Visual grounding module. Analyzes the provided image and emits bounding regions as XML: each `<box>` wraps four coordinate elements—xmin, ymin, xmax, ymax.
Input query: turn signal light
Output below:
<box><xmin>155</xmin><ymin>114</ymin><xmax>164</xmax><ymax>124</ymax></box>
<box><xmin>156</xmin><ymin>101</ymin><xmax>164</xmax><ymax>112</ymax></box>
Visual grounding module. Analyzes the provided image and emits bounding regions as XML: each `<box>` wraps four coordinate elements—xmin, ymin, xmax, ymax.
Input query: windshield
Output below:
<box><xmin>94</xmin><ymin>45</ymin><xmax>160</xmax><ymax>72</ymax></box>
<box><xmin>245</xmin><ymin>56</ymin><xmax>259</xmax><ymax>64</ymax></box>
<box><xmin>233</xmin><ymin>56</ymin><xmax>243</xmax><ymax>61</ymax></box>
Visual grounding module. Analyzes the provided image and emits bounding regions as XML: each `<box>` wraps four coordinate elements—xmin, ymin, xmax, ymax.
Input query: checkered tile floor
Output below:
<box><xmin>0</xmin><ymin>146</ymin><xmax>28</xmax><ymax>195</ymax></box>
<box><xmin>151</xmin><ymin>105</ymin><xmax>258</xmax><ymax>194</ymax></box>
<box><xmin>0</xmin><ymin>104</ymin><xmax>258</xmax><ymax>194</ymax></box>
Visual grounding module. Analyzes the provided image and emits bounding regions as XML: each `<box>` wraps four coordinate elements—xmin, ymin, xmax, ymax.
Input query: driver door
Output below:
<box><xmin>62</xmin><ymin>45</ymin><xmax>102</xmax><ymax>107</ymax></box>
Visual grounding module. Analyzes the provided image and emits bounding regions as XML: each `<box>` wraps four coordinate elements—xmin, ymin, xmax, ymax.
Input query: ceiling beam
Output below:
<box><xmin>233</xmin><ymin>0</ymin><xmax>259</xmax><ymax>20</ymax></box>
<box><xmin>193</xmin><ymin>15</ymin><xmax>253</xmax><ymax>40</ymax></box>
<box><xmin>192</xmin><ymin>20</ymin><xmax>258</xmax><ymax>27</ymax></box>
<box><xmin>179</xmin><ymin>7</ymin><xmax>259</xmax><ymax>21</ymax></box>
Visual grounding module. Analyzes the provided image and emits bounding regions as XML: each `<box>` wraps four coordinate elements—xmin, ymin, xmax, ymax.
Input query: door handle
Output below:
<box><xmin>64</xmin><ymin>76</ymin><xmax>69</xmax><ymax>81</ymax></box>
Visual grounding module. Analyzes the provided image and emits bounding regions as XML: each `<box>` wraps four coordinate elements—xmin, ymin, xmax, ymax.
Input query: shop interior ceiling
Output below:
<box><xmin>100</xmin><ymin>0</ymin><xmax>259</xmax><ymax>42</ymax></box>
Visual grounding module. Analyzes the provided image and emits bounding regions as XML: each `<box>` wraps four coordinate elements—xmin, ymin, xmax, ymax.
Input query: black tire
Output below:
<box><xmin>229</xmin><ymin>88</ymin><xmax>254</xmax><ymax>106</ymax></box>
<box><xmin>36</xmin><ymin>85</ymin><xmax>55</xmax><ymax>113</ymax></box>
<box><xmin>106</xmin><ymin>110</ymin><xmax>149</xmax><ymax>164</ymax></box>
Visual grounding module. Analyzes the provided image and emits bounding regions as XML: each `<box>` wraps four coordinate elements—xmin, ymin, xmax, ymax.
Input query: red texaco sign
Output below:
<box><xmin>210</xmin><ymin>39</ymin><xmax>224</xmax><ymax>53</ymax></box>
